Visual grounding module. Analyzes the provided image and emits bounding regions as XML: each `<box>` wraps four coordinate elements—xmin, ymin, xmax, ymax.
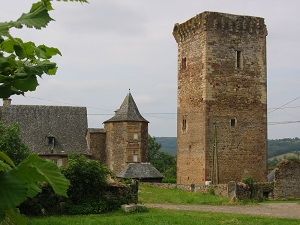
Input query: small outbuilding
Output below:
<box><xmin>117</xmin><ymin>163</ymin><xmax>164</xmax><ymax>183</ymax></box>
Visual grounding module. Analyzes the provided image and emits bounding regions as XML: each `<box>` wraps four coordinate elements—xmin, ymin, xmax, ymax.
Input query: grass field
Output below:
<box><xmin>27</xmin><ymin>184</ymin><xmax>300</xmax><ymax>225</ymax></box>
<box><xmin>138</xmin><ymin>184</ymin><xmax>229</xmax><ymax>205</ymax></box>
<box><xmin>28</xmin><ymin>208</ymin><xmax>300</xmax><ymax>225</ymax></box>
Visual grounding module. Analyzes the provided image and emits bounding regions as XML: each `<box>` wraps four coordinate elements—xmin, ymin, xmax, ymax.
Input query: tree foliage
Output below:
<box><xmin>0</xmin><ymin>0</ymin><xmax>88</xmax><ymax>98</ymax></box>
<box><xmin>148</xmin><ymin>135</ymin><xmax>176</xmax><ymax>181</ymax></box>
<box><xmin>0</xmin><ymin>1</ymin><xmax>87</xmax><ymax>223</ymax></box>
<box><xmin>61</xmin><ymin>154</ymin><xmax>111</xmax><ymax>205</ymax></box>
<box><xmin>0</xmin><ymin>152</ymin><xmax>70</xmax><ymax>224</ymax></box>
<box><xmin>0</xmin><ymin>122</ymin><xmax>30</xmax><ymax>165</ymax></box>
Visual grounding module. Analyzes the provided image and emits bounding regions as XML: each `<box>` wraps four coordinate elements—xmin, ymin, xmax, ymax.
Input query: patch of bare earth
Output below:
<box><xmin>145</xmin><ymin>203</ymin><xmax>300</xmax><ymax>219</ymax></box>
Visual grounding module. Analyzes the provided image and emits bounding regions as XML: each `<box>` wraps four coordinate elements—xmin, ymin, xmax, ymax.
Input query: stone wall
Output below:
<box><xmin>273</xmin><ymin>160</ymin><xmax>300</xmax><ymax>199</ymax></box>
<box><xmin>104</xmin><ymin>121</ymin><xmax>148</xmax><ymax>175</ymax></box>
<box><xmin>86</xmin><ymin>128</ymin><xmax>106</xmax><ymax>164</ymax></box>
<box><xmin>142</xmin><ymin>182</ymin><xmax>228</xmax><ymax>197</ymax></box>
<box><xmin>174</xmin><ymin>11</ymin><xmax>268</xmax><ymax>185</ymax></box>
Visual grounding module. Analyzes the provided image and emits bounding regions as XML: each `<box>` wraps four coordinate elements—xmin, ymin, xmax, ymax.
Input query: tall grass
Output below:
<box><xmin>138</xmin><ymin>184</ymin><xmax>228</xmax><ymax>205</ymax></box>
<box><xmin>28</xmin><ymin>208</ymin><xmax>300</xmax><ymax>225</ymax></box>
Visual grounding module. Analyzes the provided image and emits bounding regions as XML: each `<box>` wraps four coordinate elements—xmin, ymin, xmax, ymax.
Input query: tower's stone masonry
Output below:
<box><xmin>103</xmin><ymin>92</ymin><xmax>149</xmax><ymax>175</ymax></box>
<box><xmin>173</xmin><ymin>12</ymin><xmax>268</xmax><ymax>184</ymax></box>
<box><xmin>104</xmin><ymin>121</ymin><xmax>148</xmax><ymax>174</ymax></box>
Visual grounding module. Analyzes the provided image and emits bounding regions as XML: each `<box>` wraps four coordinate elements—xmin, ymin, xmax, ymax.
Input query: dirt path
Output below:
<box><xmin>145</xmin><ymin>203</ymin><xmax>300</xmax><ymax>219</ymax></box>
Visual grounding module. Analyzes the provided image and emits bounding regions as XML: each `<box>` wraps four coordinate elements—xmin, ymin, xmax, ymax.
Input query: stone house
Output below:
<box><xmin>0</xmin><ymin>93</ymin><xmax>163</xmax><ymax>181</ymax></box>
<box><xmin>0</xmin><ymin>98</ymin><xmax>90</xmax><ymax>166</ymax></box>
<box><xmin>174</xmin><ymin>11</ymin><xmax>268</xmax><ymax>184</ymax></box>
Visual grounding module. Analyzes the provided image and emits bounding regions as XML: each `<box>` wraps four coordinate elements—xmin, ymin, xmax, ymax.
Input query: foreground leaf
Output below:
<box><xmin>0</xmin><ymin>151</ymin><xmax>15</xmax><ymax>168</ymax></box>
<box><xmin>14</xmin><ymin>1</ymin><xmax>53</xmax><ymax>29</ymax></box>
<box><xmin>16</xmin><ymin>154</ymin><xmax>70</xmax><ymax>197</ymax></box>
<box><xmin>5</xmin><ymin>208</ymin><xmax>26</xmax><ymax>225</ymax></box>
<box><xmin>0</xmin><ymin>172</ymin><xmax>28</xmax><ymax>210</ymax></box>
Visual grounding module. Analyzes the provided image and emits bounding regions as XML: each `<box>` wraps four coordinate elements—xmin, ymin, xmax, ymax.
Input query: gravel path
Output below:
<box><xmin>145</xmin><ymin>203</ymin><xmax>300</xmax><ymax>219</ymax></box>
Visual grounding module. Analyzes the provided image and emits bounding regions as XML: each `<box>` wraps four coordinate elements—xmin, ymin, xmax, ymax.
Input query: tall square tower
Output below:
<box><xmin>173</xmin><ymin>12</ymin><xmax>268</xmax><ymax>184</ymax></box>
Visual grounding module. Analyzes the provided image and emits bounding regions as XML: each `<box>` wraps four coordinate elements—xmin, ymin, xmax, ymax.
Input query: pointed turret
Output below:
<box><xmin>104</xmin><ymin>92</ymin><xmax>148</xmax><ymax>123</ymax></box>
<box><xmin>104</xmin><ymin>91</ymin><xmax>149</xmax><ymax>175</ymax></box>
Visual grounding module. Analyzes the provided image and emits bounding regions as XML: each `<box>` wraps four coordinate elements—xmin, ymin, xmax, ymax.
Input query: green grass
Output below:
<box><xmin>28</xmin><ymin>208</ymin><xmax>300</xmax><ymax>225</ymax></box>
<box><xmin>138</xmin><ymin>184</ymin><xmax>229</xmax><ymax>205</ymax></box>
<box><xmin>27</xmin><ymin>184</ymin><xmax>300</xmax><ymax>224</ymax></box>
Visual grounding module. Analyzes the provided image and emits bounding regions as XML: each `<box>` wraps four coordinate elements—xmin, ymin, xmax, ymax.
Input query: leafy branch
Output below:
<box><xmin>0</xmin><ymin>0</ymin><xmax>88</xmax><ymax>98</ymax></box>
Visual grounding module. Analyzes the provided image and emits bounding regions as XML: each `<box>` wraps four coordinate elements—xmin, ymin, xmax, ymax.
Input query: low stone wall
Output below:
<box><xmin>140</xmin><ymin>182</ymin><xmax>228</xmax><ymax>197</ymax></box>
<box><xmin>274</xmin><ymin>160</ymin><xmax>300</xmax><ymax>199</ymax></box>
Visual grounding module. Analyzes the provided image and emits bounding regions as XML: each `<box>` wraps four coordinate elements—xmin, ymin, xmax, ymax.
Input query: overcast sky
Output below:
<box><xmin>1</xmin><ymin>0</ymin><xmax>300</xmax><ymax>139</ymax></box>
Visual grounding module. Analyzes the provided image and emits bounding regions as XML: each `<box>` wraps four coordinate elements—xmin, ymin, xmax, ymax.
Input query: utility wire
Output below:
<box><xmin>22</xmin><ymin>95</ymin><xmax>300</xmax><ymax>124</ymax></box>
<box><xmin>268</xmin><ymin>96</ymin><xmax>300</xmax><ymax>114</ymax></box>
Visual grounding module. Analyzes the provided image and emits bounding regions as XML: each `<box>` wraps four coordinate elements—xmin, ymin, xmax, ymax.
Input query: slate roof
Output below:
<box><xmin>104</xmin><ymin>92</ymin><xmax>148</xmax><ymax>123</ymax></box>
<box><xmin>0</xmin><ymin>103</ymin><xmax>89</xmax><ymax>155</ymax></box>
<box><xmin>117</xmin><ymin>163</ymin><xmax>164</xmax><ymax>179</ymax></box>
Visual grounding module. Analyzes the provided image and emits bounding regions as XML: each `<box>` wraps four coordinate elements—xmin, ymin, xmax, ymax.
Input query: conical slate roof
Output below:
<box><xmin>116</xmin><ymin>163</ymin><xmax>164</xmax><ymax>179</ymax></box>
<box><xmin>104</xmin><ymin>92</ymin><xmax>149</xmax><ymax>123</ymax></box>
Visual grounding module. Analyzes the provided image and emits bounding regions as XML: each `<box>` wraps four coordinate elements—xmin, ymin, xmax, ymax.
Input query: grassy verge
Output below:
<box><xmin>138</xmin><ymin>184</ymin><xmax>229</xmax><ymax>205</ymax></box>
<box><xmin>28</xmin><ymin>208</ymin><xmax>300</xmax><ymax>225</ymax></box>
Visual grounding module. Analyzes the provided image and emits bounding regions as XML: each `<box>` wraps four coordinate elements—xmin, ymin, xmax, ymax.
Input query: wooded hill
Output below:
<box><xmin>155</xmin><ymin>137</ymin><xmax>300</xmax><ymax>159</ymax></box>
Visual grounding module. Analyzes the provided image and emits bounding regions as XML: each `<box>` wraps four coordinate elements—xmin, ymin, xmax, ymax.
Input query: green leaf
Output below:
<box><xmin>0</xmin><ymin>160</ymin><xmax>11</xmax><ymax>172</ymax></box>
<box><xmin>0</xmin><ymin>22</ymin><xmax>10</xmax><ymax>37</ymax></box>
<box><xmin>23</xmin><ymin>41</ymin><xmax>36</xmax><ymax>58</ymax></box>
<box><xmin>0</xmin><ymin>210</ymin><xmax>5</xmax><ymax>224</ymax></box>
<box><xmin>36</xmin><ymin>45</ymin><xmax>61</xmax><ymax>59</ymax></box>
<box><xmin>0</xmin><ymin>151</ymin><xmax>15</xmax><ymax>168</ymax></box>
<box><xmin>0</xmin><ymin>172</ymin><xmax>28</xmax><ymax>210</ymax></box>
<box><xmin>1</xmin><ymin>39</ymin><xmax>15</xmax><ymax>53</ymax></box>
<box><xmin>34</xmin><ymin>159</ymin><xmax>70</xmax><ymax>197</ymax></box>
<box><xmin>47</xmin><ymin>66</ymin><xmax>58</xmax><ymax>75</ymax></box>
<box><xmin>12</xmin><ymin>76</ymin><xmax>39</xmax><ymax>92</ymax></box>
<box><xmin>16</xmin><ymin>154</ymin><xmax>70</xmax><ymax>197</ymax></box>
<box><xmin>5</xmin><ymin>208</ymin><xmax>27</xmax><ymax>225</ymax></box>
<box><xmin>14</xmin><ymin>44</ymin><xmax>26</xmax><ymax>59</ymax></box>
<box><xmin>14</xmin><ymin>1</ymin><xmax>54</xmax><ymax>29</ymax></box>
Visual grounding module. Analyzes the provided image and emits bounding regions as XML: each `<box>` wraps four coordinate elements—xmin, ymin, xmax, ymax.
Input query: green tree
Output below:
<box><xmin>148</xmin><ymin>135</ymin><xmax>162</xmax><ymax>162</ymax></box>
<box><xmin>61</xmin><ymin>154</ymin><xmax>111</xmax><ymax>205</ymax></box>
<box><xmin>0</xmin><ymin>122</ymin><xmax>30</xmax><ymax>165</ymax></box>
<box><xmin>0</xmin><ymin>0</ymin><xmax>87</xmax><ymax>223</ymax></box>
<box><xmin>60</xmin><ymin>154</ymin><xmax>115</xmax><ymax>214</ymax></box>
<box><xmin>148</xmin><ymin>135</ymin><xmax>176</xmax><ymax>181</ymax></box>
<box><xmin>0</xmin><ymin>0</ymin><xmax>87</xmax><ymax>98</ymax></box>
<box><xmin>0</xmin><ymin>152</ymin><xmax>70</xmax><ymax>224</ymax></box>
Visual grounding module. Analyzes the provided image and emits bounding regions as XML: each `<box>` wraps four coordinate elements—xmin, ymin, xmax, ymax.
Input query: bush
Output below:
<box><xmin>60</xmin><ymin>154</ymin><xmax>111</xmax><ymax>205</ymax></box>
<box><xmin>0</xmin><ymin>122</ymin><xmax>30</xmax><ymax>165</ymax></box>
<box><xmin>20</xmin><ymin>184</ymin><xmax>63</xmax><ymax>216</ymax></box>
<box><xmin>20</xmin><ymin>154</ymin><xmax>136</xmax><ymax>215</ymax></box>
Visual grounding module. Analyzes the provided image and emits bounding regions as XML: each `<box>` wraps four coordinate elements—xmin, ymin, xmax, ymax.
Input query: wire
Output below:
<box><xmin>22</xmin><ymin>95</ymin><xmax>300</xmax><ymax>124</ymax></box>
<box><xmin>268</xmin><ymin>96</ymin><xmax>300</xmax><ymax>114</ymax></box>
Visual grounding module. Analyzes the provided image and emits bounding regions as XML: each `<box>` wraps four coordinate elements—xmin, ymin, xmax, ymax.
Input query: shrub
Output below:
<box><xmin>60</xmin><ymin>154</ymin><xmax>111</xmax><ymax>205</ymax></box>
<box><xmin>0</xmin><ymin>122</ymin><xmax>30</xmax><ymax>165</ymax></box>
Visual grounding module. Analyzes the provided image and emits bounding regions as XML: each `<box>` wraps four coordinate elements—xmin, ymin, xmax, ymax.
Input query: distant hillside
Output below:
<box><xmin>154</xmin><ymin>137</ymin><xmax>300</xmax><ymax>159</ymax></box>
<box><xmin>155</xmin><ymin>137</ymin><xmax>176</xmax><ymax>156</ymax></box>
<box><xmin>268</xmin><ymin>138</ymin><xmax>300</xmax><ymax>158</ymax></box>
<box><xmin>268</xmin><ymin>152</ymin><xmax>299</xmax><ymax>161</ymax></box>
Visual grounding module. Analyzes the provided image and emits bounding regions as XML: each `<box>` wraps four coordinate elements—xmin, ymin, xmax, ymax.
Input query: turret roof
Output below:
<box><xmin>104</xmin><ymin>92</ymin><xmax>149</xmax><ymax>123</ymax></box>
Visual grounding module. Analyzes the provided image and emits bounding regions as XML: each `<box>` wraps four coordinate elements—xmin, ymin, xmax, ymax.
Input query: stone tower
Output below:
<box><xmin>104</xmin><ymin>92</ymin><xmax>149</xmax><ymax>174</ymax></box>
<box><xmin>173</xmin><ymin>12</ymin><xmax>268</xmax><ymax>184</ymax></box>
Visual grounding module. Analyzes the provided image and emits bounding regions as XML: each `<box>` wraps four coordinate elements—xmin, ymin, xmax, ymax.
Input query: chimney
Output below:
<box><xmin>3</xmin><ymin>98</ymin><xmax>12</xmax><ymax>106</ymax></box>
